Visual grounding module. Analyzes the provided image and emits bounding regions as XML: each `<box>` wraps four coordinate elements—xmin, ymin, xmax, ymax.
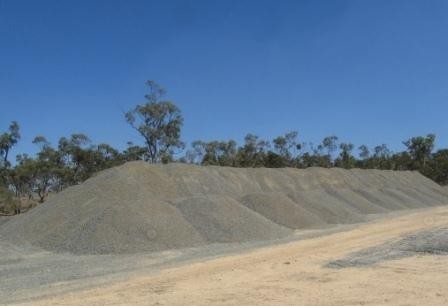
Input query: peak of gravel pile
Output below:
<box><xmin>0</xmin><ymin>162</ymin><xmax>447</xmax><ymax>255</ymax></box>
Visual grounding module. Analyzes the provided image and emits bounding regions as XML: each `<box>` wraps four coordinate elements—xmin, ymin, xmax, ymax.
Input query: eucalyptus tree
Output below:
<box><xmin>0</xmin><ymin>121</ymin><xmax>20</xmax><ymax>185</ymax></box>
<box><xmin>123</xmin><ymin>142</ymin><xmax>148</xmax><ymax>162</ymax></box>
<box><xmin>403</xmin><ymin>134</ymin><xmax>436</xmax><ymax>169</ymax></box>
<box><xmin>428</xmin><ymin>149</ymin><xmax>448</xmax><ymax>185</ymax></box>
<box><xmin>336</xmin><ymin>142</ymin><xmax>355</xmax><ymax>169</ymax></box>
<box><xmin>236</xmin><ymin>134</ymin><xmax>269</xmax><ymax>167</ymax></box>
<box><xmin>125</xmin><ymin>81</ymin><xmax>184</xmax><ymax>163</ymax></box>
<box><xmin>184</xmin><ymin>140</ymin><xmax>207</xmax><ymax>164</ymax></box>
<box><xmin>273</xmin><ymin>131</ymin><xmax>301</xmax><ymax>166</ymax></box>
<box><xmin>321</xmin><ymin>135</ymin><xmax>339</xmax><ymax>160</ymax></box>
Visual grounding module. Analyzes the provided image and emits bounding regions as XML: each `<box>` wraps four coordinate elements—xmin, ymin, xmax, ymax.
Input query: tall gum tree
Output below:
<box><xmin>125</xmin><ymin>81</ymin><xmax>184</xmax><ymax>163</ymax></box>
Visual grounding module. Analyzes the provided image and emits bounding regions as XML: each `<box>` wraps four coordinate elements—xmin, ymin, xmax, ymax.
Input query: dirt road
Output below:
<box><xmin>23</xmin><ymin>206</ymin><xmax>448</xmax><ymax>306</ymax></box>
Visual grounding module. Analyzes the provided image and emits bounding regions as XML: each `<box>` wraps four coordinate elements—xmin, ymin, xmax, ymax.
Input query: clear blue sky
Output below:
<box><xmin>1</xmin><ymin>0</ymin><xmax>447</xmax><ymax>158</ymax></box>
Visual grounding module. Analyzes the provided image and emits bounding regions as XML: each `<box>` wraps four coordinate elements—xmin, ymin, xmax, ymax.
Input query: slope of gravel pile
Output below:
<box><xmin>327</xmin><ymin>227</ymin><xmax>448</xmax><ymax>268</ymax></box>
<box><xmin>0</xmin><ymin>162</ymin><xmax>447</xmax><ymax>255</ymax></box>
<box><xmin>0</xmin><ymin>217</ymin><xmax>9</xmax><ymax>226</ymax></box>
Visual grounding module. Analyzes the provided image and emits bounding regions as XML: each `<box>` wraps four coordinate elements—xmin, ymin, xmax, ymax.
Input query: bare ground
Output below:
<box><xmin>12</xmin><ymin>206</ymin><xmax>448</xmax><ymax>306</ymax></box>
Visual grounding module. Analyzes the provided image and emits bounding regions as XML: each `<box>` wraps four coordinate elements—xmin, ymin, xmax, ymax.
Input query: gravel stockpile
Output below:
<box><xmin>0</xmin><ymin>217</ymin><xmax>9</xmax><ymax>226</ymax></box>
<box><xmin>240</xmin><ymin>193</ymin><xmax>326</xmax><ymax>229</ymax></box>
<box><xmin>327</xmin><ymin>227</ymin><xmax>448</xmax><ymax>268</ymax></box>
<box><xmin>173</xmin><ymin>195</ymin><xmax>290</xmax><ymax>242</ymax></box>
<box><xmin>0</xmin><ymin>162</ymin><xmax>447</xmax><ymax>255</ymax></box>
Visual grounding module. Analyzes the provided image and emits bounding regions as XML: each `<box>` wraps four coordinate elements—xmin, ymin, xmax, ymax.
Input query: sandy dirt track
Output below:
<box><xmin>24</xmin><ymin>206</ymin><xmax>448</xmax><ymax>306</ymax></box>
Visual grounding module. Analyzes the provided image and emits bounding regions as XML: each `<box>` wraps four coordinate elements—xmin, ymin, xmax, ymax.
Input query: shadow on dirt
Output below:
<box><xmin>326</xmin><ymin>227</ymin><xmax>448</xmax><ymax>268</ymax></box>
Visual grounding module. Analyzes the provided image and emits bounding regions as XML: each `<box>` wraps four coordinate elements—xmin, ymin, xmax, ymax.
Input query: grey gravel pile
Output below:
<box><xmin>0</xmin><ymin>161</ymin><xmax>447</xmax><ymax>255</ymax></box>
<box><xmin>0</xmin><ymin>217</ymin><xmax>9</xmax><ymax>226</ymax></box>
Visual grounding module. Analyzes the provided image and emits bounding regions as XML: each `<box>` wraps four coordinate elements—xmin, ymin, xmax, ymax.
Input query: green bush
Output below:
<box><xmin>0</xmin><ymin>187</ymin><xmax>19</xmax><ymax>215</ymax></box>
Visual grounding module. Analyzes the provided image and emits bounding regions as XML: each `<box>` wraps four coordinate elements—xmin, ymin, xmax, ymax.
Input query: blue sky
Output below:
<box><xmin>1</xmin><ymin>0</ymin><xmax>447</xmax><ymax>158</ymax></box>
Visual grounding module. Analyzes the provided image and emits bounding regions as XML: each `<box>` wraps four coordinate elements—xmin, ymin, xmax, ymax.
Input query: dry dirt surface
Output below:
<box><xmin>25</xmin><ymin>206</ymin><xmax>448</xmax><ymax>306</ymax></box>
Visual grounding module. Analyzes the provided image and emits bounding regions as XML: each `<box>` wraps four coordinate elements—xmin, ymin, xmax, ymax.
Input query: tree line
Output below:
<box><xmin>1</xmin><ymin>80</ymin><xmax>447</xmax><ymax>214</ymax></box>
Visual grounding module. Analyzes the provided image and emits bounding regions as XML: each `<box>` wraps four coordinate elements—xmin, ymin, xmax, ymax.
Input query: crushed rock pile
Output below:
<box><xmin>0</xmin><ymin>162</ymin><xmax>447</xmax><ymax>254</ymax></box>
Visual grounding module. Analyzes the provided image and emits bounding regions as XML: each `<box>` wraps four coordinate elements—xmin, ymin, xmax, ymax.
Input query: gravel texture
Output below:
<box><xmin>0</xmin><ymin>223</ymin><xmax>357</xmax><ymax>305</ymax></box>
<box><xmin>327</xmin><ymin>227</ymin><xmax>448</xmax><ymax>268</ymax></box>
<box><xmin>0</xmin><ymin>162</ymin><xmax>447</xmax><ymax>255</ymax></box>
<box><xmin>0</xmin><ymin>217</ymin><xmax>9</xmax><ymax>226</ymax></box>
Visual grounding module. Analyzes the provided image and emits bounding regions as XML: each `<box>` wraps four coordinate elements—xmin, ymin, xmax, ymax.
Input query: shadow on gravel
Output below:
<box><xmin>326</xmin><ymin>227</ymin><xmax>448</xmax><ymax>268</ymax></box>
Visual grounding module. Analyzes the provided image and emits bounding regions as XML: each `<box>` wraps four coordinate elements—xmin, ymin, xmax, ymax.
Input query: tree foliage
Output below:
<box><xmin>125</xmin><ymin>81</ymin><xmax>184</xmax><ymax>163</ymax></box>
<box><xmin>2</xmin><ymin>81</ymin><xmax>448</xmax><ymax>216</ymax></box>
<box><xmin>403</xmin><ymin>134</ymin><xmax>436</xmax><ymax>169</ymax></box>
<box><xmin>0</xmin><ymin>121</ymin><xmax>20</xmax><ymax>185</ymax></box>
